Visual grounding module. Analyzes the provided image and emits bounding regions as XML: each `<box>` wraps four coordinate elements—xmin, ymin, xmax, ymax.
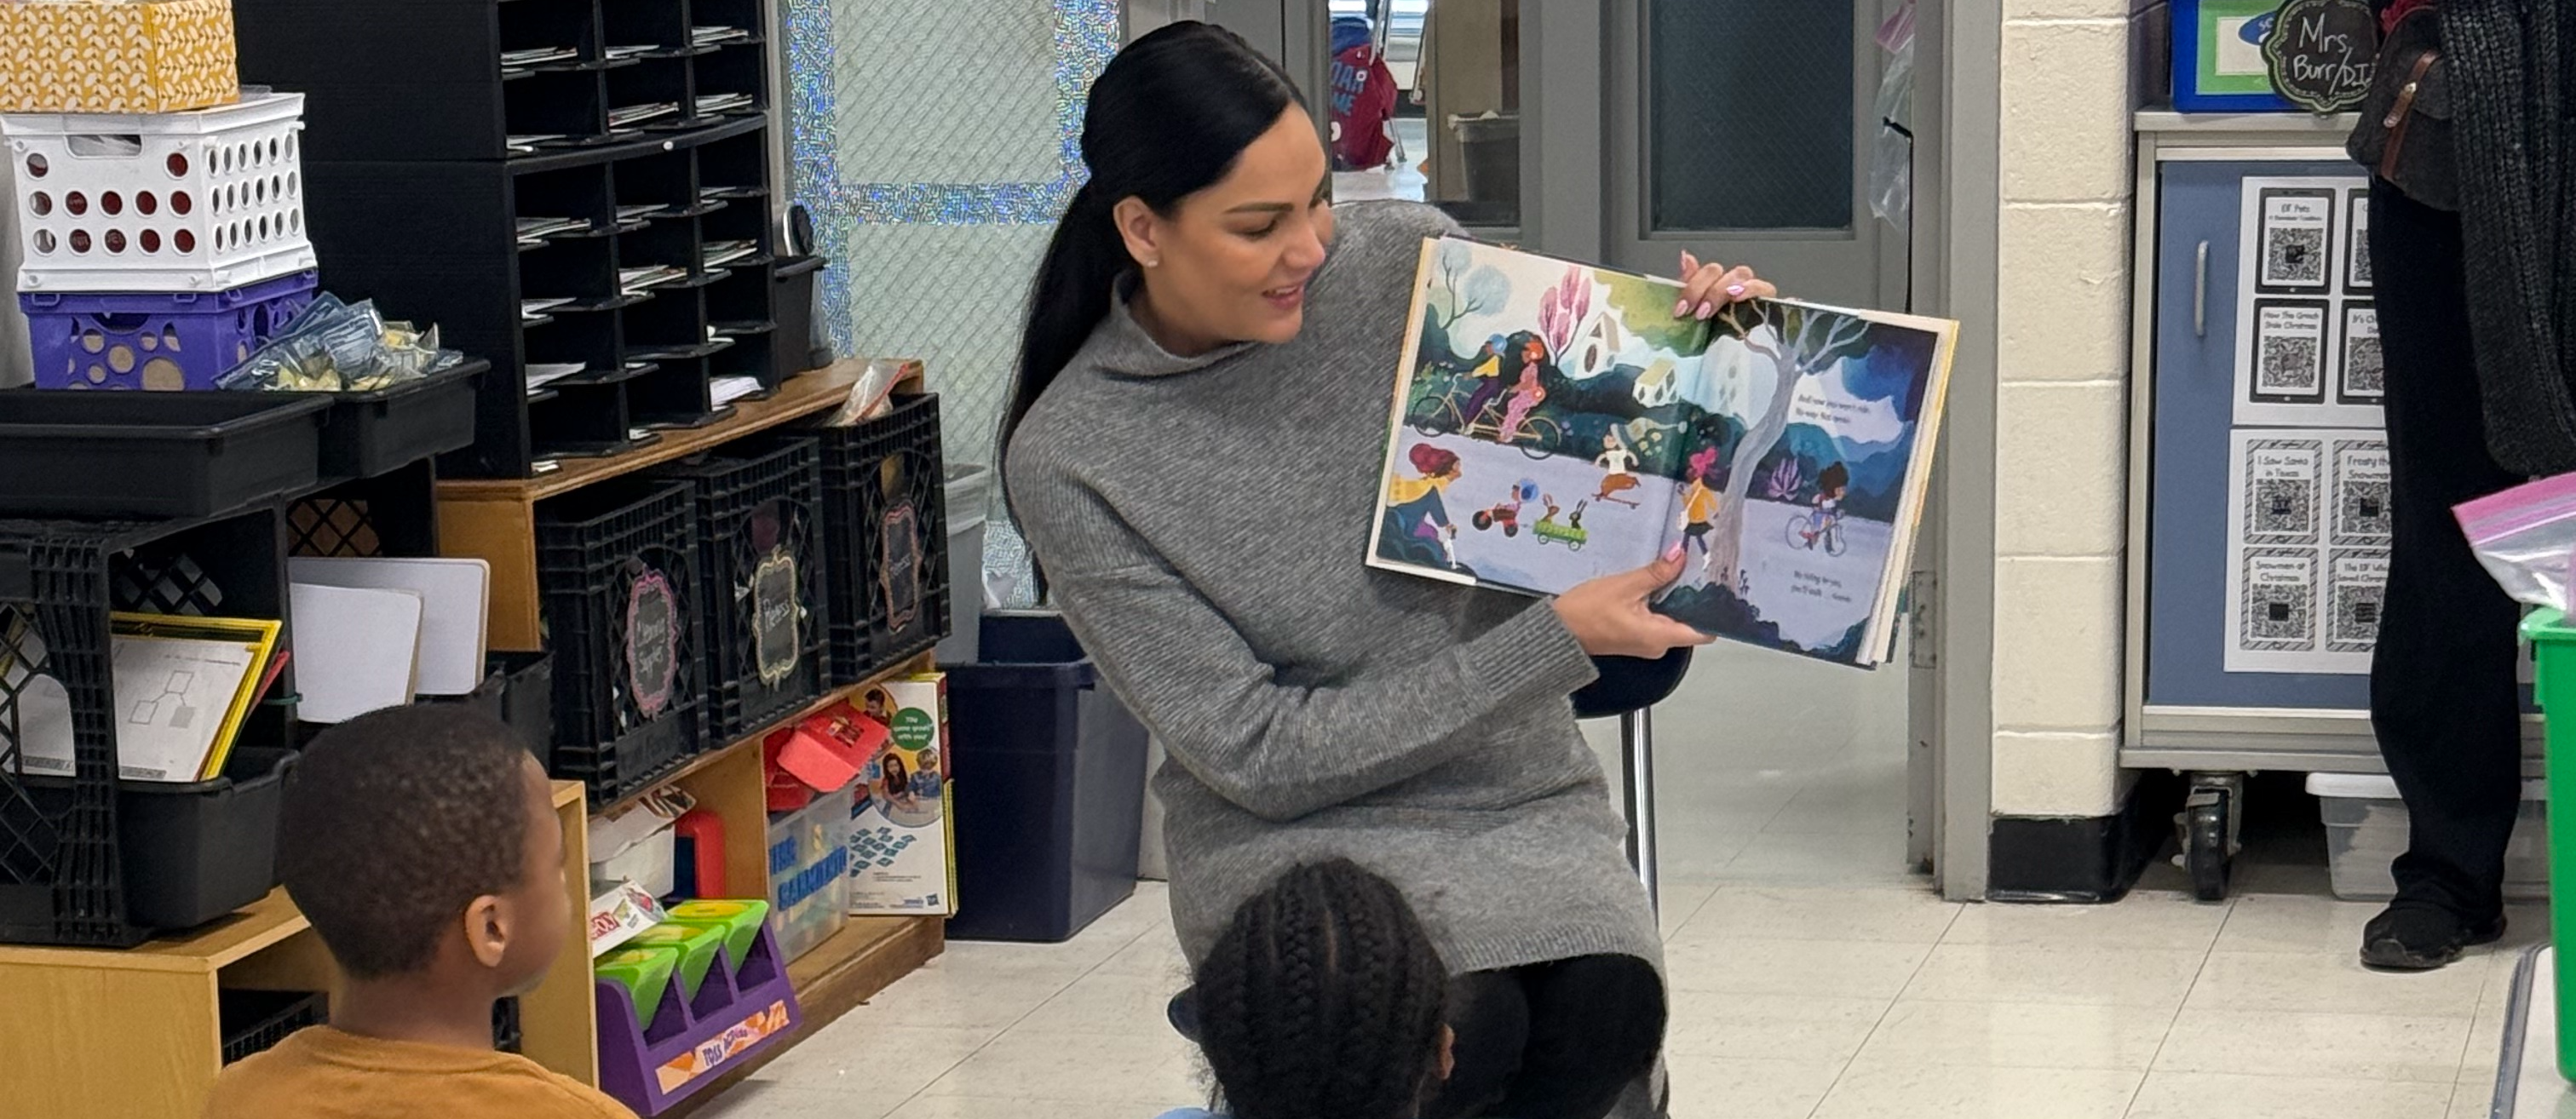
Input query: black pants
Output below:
<box><xmin>1423</xmin><ymin>954</ymin><xmax>1666</xmax><ymax>1119</ymax></box>
<box><xmin>2369</xmin><ymin>181</ymin><xmax>2525</xmax><ymax>922</ymax></box>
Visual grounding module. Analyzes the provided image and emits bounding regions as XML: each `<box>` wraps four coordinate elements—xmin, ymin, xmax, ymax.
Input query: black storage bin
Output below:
<box><xmin>0</xmin><ymin>391</ymin><xmax>327</xmax><ymax>517</ymax></box>
<box><xmin>653</xmin><ymin>438</ymin><xmax>829</xmax><ymax>741</ymax></box>
<box><xmin>0</xmin><ymin>508</ymin><xmax>295</xmax><ymax>946</ymax></box>
<box><xmin>945</xmin><ymin>611</ymin><xmax>1149</xmax><ymax>943</ymax></box>
<box><xmin>301</xmin><ymin>359</ymin><xmax>488</xmax><ymax>482</ymax></box>
<box><xmin>424</xmin><ymin>652</ymin><xmax>557</xmax><ymax>772</ymax></box>
<box><xmin>770</xmin><ymin>255</ymin><xmax>826</xmax><ymax>387</ymax></box>
<box><xmin>219</xmin><ymin>989</ymin><xmax>329</xmax><ymax>1064</ymax></box>
<box><xmin>536</xmin><ymin>479</ymin><xmax>704</xmax><ymax>806</ymax></box>
<box><xmin>492</xmin><ymin>996</ymin><xmax>523</xmax><ymax>1054</ymax></box>
<box><xmin>118</xmin><ymin>748</ymin><xmax>299</xmax><ymax>931</ymax></box>
<box><xmin>814</xmin><ymin>393</ymin><xmax>949</xmax><ymax>686</ymax></box>
<box><xmin>286</xmin><ymin>460</ymin><xmax>440</xmax><ymax>559</ymax></box>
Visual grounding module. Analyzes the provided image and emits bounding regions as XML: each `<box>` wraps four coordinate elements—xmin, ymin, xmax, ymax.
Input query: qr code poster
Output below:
<box><xmin>2326</xmin><ymin>549</ymin><xmax>2391</xmax><ymax>654</ymax></box>
<box><xmin>2240</xmin><ymin>437</ymin><xmax>2322</xmax><ymax>542</ymax></box>
<box><xmin>2234</xmin><ymin>550</ymin><xmax>2318</xmax><ymax>654</ymax></box>
<box><xmin>2223</xmin><ymin>428</ymin><xmax>2377</xmax><ymax>674</ymax></box>
<box><xmin>2256</xmin><ymin>187</ymin><xmax>2336</xmax><ymax>293</ymax></box>
<box><xmin>2330</xmin><ymin>437</ymin><xmax>2392</xmax><ymax>546</ymax></box>
<box><xmin>2248</xmin><ymin>301</ymin><xmax>2331</xmax><ymax>403</ymax></box>
<box><xmin>2234</xmin><ymin>176</ymin><xmax>2380</xmax><ymax>428</ymax></box>
<box><xmin>2338</xmin><ymin>303</ymin><xmax>2383</xmax><ymax>404</ymax></box>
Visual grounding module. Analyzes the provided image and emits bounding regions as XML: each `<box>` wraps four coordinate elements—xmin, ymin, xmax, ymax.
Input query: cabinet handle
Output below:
<box><xmin>2194</xmin><ymin>241</ymin><xmax>2210</xmax><ymax>338</ymax></box>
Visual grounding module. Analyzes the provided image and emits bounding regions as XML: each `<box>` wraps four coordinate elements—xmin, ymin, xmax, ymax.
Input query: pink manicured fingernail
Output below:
<box><xmin>1673</xmin><ymin>299</ymin><xmax>1691</xmax><ymax>317</ymax></box>
<box><xmin>1694</xmin><ymin>301</ymin><xmax>1716</xmax><ymax>319</ymax></box>
<box><xmin>1663</xmin><ymin>543</ymin><xmax>1684</xmax><ymax>563</ymax></box>
<box><xmin>1726</xmin><ymin>284</ymin><xmax>1747</xmax><ymax>298</ymax></box>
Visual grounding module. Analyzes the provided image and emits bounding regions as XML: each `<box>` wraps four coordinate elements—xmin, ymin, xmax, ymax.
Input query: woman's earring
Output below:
<box><xmin>1143</xmin><ymin>257</ymin><xmax>1160</xmax><ymax>268</ymax></box>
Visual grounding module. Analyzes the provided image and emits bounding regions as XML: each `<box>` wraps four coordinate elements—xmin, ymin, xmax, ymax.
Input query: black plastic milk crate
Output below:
<box><xmin>814</xmin><ymin>393</ymin><xmax>950</xmax><ymax>686</ymax></box>
<box><xmin>535</xmin><ymin>479</ymin><xmax>705</xmax><ymax>806</ymax></box>
<box><xmin>0</xmin><ymin>508</ymin><xmax>299</xmax><ymax>947</ymax></box>
<box><xmin>653</xmin><ymin>438</ymin><xmax>830</xmax><ymax>741</ymax></box>
<box><xmin>220</xmin><ymin>989</ymin><xmax>330</xmax><ymax>1064</ymax></box>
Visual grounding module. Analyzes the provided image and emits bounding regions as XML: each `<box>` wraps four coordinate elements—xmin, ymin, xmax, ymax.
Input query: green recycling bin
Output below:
<box><xmin>2520</xmin><ymin>608</ymin><xmax>2576</xmax><ymax>1081</ymax></box>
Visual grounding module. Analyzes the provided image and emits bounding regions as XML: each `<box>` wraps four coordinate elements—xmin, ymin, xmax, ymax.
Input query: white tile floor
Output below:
<box><xmin>700</xmin><ymin>642</ymin><xmax>2544</xmax><ymax>1119</ymax></box>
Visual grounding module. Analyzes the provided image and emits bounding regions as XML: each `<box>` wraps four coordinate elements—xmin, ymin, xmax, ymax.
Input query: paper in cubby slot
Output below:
<box><xmin>14</xmin><ymin>614</ymin><xmax>285</xmax><ymax>783</ymax></box>
<box><xmin>595</xmin><ymin>943</ymin><xmax>681</xmax><ymax>1030</ymax></box>
<box><xmin>702</xmin><ymin>240</ymin><xmax>758</xmax><ymax>269</ymax></box>
<box><xmin>712</xmin><ymin>377</ymin><xmax>763</xmax><ymax>408</ymax></box>
<box><xmin>690</xmin><ymin>25</ymin><xmax>750</xmax><ymax>45</ymax></box>
<box><xmin>589</xmin><ymin>788</ymin><xmax>693</xmax><ymax>898</ymax></box>
<box><xmin>289</xmin><ymin>558</ymin><xmax>492</xmax><ymax>695</ymax></box>
<box><xmin>288</xmin><ymin>582</ymin><xmax>423</xmax><ymax>723</ymax></box>
<box><xmin>662</xmin><ymin>899</ymin><xmax>770</xmax><ymax>973</ymax></box>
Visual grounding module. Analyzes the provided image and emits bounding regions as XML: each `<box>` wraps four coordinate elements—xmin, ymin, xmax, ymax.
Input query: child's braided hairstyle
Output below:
<box><xmin>1194</xmin><ymin>859</ymin><xmax>1449</xmax><ymax>1119</ymax></box>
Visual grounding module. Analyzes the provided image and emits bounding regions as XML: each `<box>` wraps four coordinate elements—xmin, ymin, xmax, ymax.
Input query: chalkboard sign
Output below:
<box><xmin>2263</xmin><ymin>0</ymin><xmax>2379</xmax><ymax>113</ymax></box>
<box><xmin>625</xmin><ymin>565</ymin><xmax>681</xmax><ymax>719</ymax></box>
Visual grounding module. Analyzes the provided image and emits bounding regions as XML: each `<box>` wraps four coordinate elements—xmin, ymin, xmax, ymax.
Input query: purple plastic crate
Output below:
<box><xmin>594</xmin><ymin>920</ymin><xmax>805</xmax><ymax>1114</ymax></box>
<box><xmin>20</xmin><ymin>269</ymin><xmax>318</xmax><ymax>391</ymax></box>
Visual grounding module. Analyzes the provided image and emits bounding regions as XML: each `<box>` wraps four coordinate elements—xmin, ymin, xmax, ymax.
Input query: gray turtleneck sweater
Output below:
<box><xmin>1005</xmin><ymin>202</ymin><xmax>1666</xmax><ymax>990</ymax></box>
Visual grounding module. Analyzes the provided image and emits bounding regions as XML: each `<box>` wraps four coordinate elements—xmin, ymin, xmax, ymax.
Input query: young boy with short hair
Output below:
<box><xmin>205</xmin><ymin>706</ymin><xmax>633</xmax><ymax>1118</ymax></box>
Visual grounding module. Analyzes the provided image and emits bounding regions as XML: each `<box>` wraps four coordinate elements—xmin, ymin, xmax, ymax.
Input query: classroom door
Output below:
<box><xmin>1599</xmin><ymin>0</ymin><xmax>1912</xmax><ymax>307</ymax></box>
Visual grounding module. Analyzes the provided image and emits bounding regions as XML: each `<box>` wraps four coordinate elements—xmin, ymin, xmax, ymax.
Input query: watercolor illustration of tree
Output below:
<box><xmin>1703</xmin><ymin>302</ymin><xmax>1875</xmax><ymax>588</ymax></box>
<box><xmin>1536</xmin><ymin>267</ymin><xmax>1590</xmax><ymax>359</ymax></box>
<box><xmin>1429</xmin><ymin>240</ymin><xmax>1511</xmax><ymax>338</ymax></box>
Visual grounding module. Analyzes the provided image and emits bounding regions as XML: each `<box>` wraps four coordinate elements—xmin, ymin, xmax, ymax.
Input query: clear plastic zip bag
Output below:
<box><xmin>2458</xmin><ymin>473</ymin><xmax>2576</xmax><ymax>611</ymax></box>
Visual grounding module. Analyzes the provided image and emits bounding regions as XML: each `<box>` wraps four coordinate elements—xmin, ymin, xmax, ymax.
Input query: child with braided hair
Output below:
<box><xmin>1159</xmin><ymin>859</ymin><xmax>1455</xmax><ymax>1119</ymax></box>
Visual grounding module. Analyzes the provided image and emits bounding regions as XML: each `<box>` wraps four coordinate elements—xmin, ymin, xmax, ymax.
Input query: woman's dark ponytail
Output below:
<box><xmin>1006</xmin><ymin>180</ymin><xmax>1124</xmax><ymax>456</ymax></box>
<box><xmin>1001</xmin><ymin>20</ymin><xmax>1304</xmax><ymax>456</ymax></box>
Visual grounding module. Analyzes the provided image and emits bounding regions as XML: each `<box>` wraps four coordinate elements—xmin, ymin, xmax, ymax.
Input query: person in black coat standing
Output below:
<box><xmin>2360</xmin><ymin>0</ymin><xmax>2576</xmax><ymax>969</ymax></box>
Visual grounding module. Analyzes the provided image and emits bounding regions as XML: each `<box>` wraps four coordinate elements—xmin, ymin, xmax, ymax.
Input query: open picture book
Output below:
<box><xmin>1368</xmin><ymin>238</ymin><xmax>1959</xmax><ymax>668</ymax></box>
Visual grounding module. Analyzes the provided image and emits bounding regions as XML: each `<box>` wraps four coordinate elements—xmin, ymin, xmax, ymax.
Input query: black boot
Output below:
<box><xmin>2359</xmin><ymin>904</ymin><xmax>2506</xmax><ymax>971</ymax></box>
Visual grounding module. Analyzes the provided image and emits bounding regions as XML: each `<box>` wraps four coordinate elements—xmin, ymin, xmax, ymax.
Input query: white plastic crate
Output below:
<box><xmin>6</xmin><ymin>91</ymin><xmax>318</xmax><ymax>293</ymax></box>
<box><xmin>2307</xmin><ymin>772</ymin><xmax>2549</xmax><ymax>902</ymax></box>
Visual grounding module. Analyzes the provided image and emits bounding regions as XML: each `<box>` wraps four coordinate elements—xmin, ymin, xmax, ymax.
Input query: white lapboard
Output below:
<box><xmin>290</xmin><ymin>582</ymin><xmax>424</xmax><ymax>723</ymax></box>
<box><xmin>289</xmin><ymin>557</ymin><xmax>491</xmax><ymax>695</ymax></box>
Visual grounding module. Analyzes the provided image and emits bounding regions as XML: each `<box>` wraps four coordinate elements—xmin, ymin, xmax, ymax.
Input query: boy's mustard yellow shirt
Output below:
<box><xmin>204</xmin><ymin>1026</ymin><xmax>635</xmax><ymax>1118</ymax></box>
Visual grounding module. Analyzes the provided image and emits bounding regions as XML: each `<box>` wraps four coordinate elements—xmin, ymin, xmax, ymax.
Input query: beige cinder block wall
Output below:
<box><xmin>1987</xmin><ymin>0</ymin><xmax>2153</xmax><ymax>818</ymax></box>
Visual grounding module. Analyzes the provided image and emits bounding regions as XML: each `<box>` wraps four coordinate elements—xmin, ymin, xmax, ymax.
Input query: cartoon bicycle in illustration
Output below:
<box><xmin>1785</xmin><ymin>462</ymin><xmax>1850</xmax><ymax>557</ymax></box>
<box><xmin>1406</xmin><ymin>389</ymin><xmax>1563</xmax><ymax>459</ymax></box>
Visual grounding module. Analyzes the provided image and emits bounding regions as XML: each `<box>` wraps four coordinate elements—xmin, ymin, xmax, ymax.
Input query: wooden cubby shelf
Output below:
<box><xmin>437</xmin><ymin>361</ymin><xmax>869</xmax><ymax>651</ymax></box>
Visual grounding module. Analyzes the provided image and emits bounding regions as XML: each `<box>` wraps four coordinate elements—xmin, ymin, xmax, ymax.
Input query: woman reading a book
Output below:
<box><xmin>1001</xmin><ymin>22</ymin><xmax>1770</xmax><ymax>1119</ymax></box>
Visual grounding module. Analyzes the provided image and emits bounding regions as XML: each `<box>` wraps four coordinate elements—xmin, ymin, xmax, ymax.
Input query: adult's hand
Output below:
<box><xmin>1673</xmin><ymin>250</ymin><xmax>1780</xmax><ymax>320</ymax></box>
<box><xmin>1553</xmin><ymin>548</ymin><xmax>1715</xmax><ymax>658</ymax></box>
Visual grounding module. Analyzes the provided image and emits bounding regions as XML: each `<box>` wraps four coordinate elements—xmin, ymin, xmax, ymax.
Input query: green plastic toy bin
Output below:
<box><xmin>2521</xmin><ymin>608</ymin><xmax>2576</xmax><ymax>1081</ymax></box>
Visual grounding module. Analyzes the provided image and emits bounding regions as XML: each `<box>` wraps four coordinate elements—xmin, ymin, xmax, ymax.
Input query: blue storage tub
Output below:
<box><xmin>945</xmin><ymin>611</ymin><xmax>1149</xmax><ymax>943</ymax></box>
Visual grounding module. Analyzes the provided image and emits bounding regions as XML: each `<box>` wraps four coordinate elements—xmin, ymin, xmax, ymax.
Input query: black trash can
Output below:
<box><xmin>946</xmin><ymin>611</ymin><xmax>1149</xmax><ymax>943</ymax></box>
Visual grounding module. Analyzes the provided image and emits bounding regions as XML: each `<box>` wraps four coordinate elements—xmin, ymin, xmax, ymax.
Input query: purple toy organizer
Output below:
<box><xmin>594</xmin><ymin>920</ymin><xmax>806</xmax><ymax>1114</ymax></box>
<box><xmin>20</xmin><ymin>269</ymin><xmax>318</xmax><ymax>390</ymax></box>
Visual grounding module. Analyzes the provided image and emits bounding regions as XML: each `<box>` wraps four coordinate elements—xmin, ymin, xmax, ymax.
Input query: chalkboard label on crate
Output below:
<box><xmin>626</xmin><ymin>566</ymin><xmax>681</xmax><ymax>719</ymax></box>
<box><xmin>752</xmin><ymin>548</ymin><xmax>802</xmax><ymax>686</ymax></box>
<box><xmin>880</xmin><ymin>503</ymin><xmax>923</xmax><ymax>633</ymax></box>
<box><xmin>2263</xmin><ymin>0</ymin><xmax>2378</xmax><ymax>113</ymax></box>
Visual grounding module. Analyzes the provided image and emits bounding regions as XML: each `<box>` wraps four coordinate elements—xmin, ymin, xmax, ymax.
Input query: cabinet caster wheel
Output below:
<box><xmin>2182</xmin><ymin>797</ymin><xmax>2231</xmax><ymax>901</ymax></box>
